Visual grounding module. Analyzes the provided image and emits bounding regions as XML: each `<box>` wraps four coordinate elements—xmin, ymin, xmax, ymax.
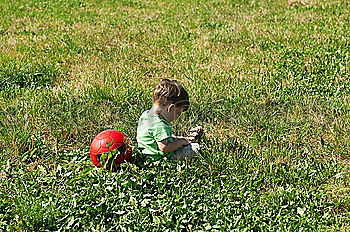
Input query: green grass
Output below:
<box><xmin>1</xmin><ymin>0</ymin><xmax>349</xmax><ymax>230</ymax></box>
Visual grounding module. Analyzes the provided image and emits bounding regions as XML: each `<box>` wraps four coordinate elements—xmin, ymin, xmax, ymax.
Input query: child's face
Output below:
<box><xmin>167</xmin><ymin>104</ymin><xmax>184</xmax><ymax>122</ymax></box>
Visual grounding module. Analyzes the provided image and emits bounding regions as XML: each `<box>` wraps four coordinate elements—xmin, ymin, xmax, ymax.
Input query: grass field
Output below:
<box><xmin>0</xmin><ymin>0</ymin><xmax>349</xmax><ymax>230</ymax></box>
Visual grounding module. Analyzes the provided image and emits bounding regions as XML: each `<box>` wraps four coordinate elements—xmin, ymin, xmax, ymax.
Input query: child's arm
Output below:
<box><xmin>157</xmin><ymin>138</ymin><xmax>189</xmax><ymax>153</ymax></box>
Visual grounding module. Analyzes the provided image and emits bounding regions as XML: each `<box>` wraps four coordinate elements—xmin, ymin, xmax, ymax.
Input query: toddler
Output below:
<box><xmin>136</xmin><ymin>79</ymin><xmax>202</xmax><ymax>161</ymax></box>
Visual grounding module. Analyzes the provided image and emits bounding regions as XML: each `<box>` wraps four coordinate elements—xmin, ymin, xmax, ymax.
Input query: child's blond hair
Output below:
<box><xmin>152</xmin><ymin>79</ymin><xmax>190</xmax><ymax>111</ymax></box>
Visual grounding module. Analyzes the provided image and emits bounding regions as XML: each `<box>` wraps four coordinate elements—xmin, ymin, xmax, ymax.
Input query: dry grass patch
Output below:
<box><xmin>288</xmin><ymin>0</ymin><xmax>319</xmax><ymax>7</ymax></box>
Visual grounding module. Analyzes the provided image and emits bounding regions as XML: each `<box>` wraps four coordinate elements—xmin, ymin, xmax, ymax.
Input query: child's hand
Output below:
<box><xmin>187</xmin><ymin>126</ymin><xmax>204</xmax><ymax>143</ymax></box>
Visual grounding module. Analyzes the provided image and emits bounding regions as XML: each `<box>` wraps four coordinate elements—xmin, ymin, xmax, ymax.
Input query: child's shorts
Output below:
<box><xmin>173</xmin><ymin>143</ymin><xmax>200</xmax><ymax>161</ymax></box>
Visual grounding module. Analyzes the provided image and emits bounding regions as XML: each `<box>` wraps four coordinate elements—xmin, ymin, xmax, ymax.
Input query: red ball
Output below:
<box><xmin>90</xmin><ymin>130</ymin><xmax>132</xmax><ymax>169</ymax></box>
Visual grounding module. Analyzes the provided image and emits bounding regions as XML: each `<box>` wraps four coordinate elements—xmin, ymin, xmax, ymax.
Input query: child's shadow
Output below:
<box><xmin>129</xmin><ymin>147</ymin><xmax>147</xmax><ymax>167</ymax></box>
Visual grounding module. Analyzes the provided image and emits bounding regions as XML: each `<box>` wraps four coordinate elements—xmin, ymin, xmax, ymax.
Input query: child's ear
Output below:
<box><xmin>166</xmin><ymin>103</ymin><xmax>175</xmax><ymax>112</ymax></box>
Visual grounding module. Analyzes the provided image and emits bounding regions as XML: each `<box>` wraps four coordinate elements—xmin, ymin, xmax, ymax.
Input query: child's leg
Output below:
<box><xmin>173</xmin><ymin>143</ymin><xmax>200</xmax><ymax>161</ymax></box>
